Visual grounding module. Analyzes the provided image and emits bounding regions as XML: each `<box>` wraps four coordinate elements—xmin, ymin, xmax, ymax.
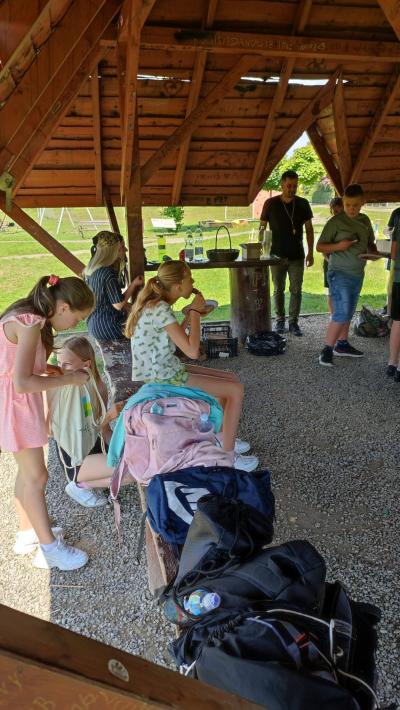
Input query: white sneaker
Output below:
<box><xmin>13</xmin><ymin>526</ymin><xmax>62</xmax><ymax>555</ymax></box>
<box><xmin>65</xmin><ymin>481</ymin><xmax>107</xmax><ymax>508</ymax></box>
<box><xmin>234</xmin><ymin>438</ymin><xmax>251</xmax><ymax>455</ymax></box>
<box><xmin>234</xmin><ymin>453</ymin><xmax>259</xmax><ymax>472</ymax></box>
<box><xmin>33</xmin><ymin>538</ymin><xmax>88</xmax><ymax>570</ymax></box>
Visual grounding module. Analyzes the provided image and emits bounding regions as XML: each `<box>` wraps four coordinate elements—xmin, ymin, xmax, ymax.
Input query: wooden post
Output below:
<box><xmin>0</xmin><ymin>195</ymin><xmax>84</xmax><ymax>275</ymax></box>
<box><xmin>229</xmin><ymin>265</ymin><xmax>272</xmax><ymax>343</ymax></box>
<box><xmin>125</xmin><ymin>110</ymin><xmax>145</xmax><ymax>280</ymax></box>
<box><xmin>104</xmin><ymin>186</ymin><xmax>120</xmax><ymax>233</ymax></box>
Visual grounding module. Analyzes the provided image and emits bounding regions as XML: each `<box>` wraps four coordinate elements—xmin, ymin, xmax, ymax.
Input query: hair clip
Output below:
<box><xmin>48</xmin><ymin>274</ymin><xmax>59</xmax><ymax>286</ymax></box>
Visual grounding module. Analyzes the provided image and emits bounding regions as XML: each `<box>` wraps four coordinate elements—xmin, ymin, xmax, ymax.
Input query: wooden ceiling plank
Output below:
<box><xmin>140</xmin><ymin>27</ymin><xmax>400</xmax><ymax>63</ymax></box>
<box><xmin>91</xmin><ymin>66</ymin><xmax>103</xmax><ymax>206</ymax></box>
<box><xmin>350</xmin><ymin>64</ymin><xmax>400</xmax><ymax>183</ymax></box>
<box><xmin>3</xmin><ymin>2</ymin><xmax>120</xmax><ymax>192</ymax></box>
<box><xmin>376</xmin><ymin>0</ymin><xmax>400</xmax><ymax>40</ymax></box>
<box><xmin>307</xmin><ymin>123</ymin><xmax>343</xmax><ymax>194</ymax></box>
<box><xmin>141</xmin><ymin>54</ymin><xmax>257</xmax><ymax>186</ymax></box>
<box><xmin>0</xmin><ymin>194</ymin><xmax>84</xmax><ymax>275</ymax></box>
<box><xmin>256</xmin><ymin>68</ymin><xmax>341</xmax><ymax>194</ymax></box>
<box><xmin>171</xmin><ymin>51</ymin><xmax>207</xmax><ymax>204</ymax></box>
<box><xmin>120</xmin><ymin>0</ymin><xmax>142</xmax><ymax>202</ymax></box>
<box><xmin>332</xmin><ymin>73</ymin><xmax>353</xmax><ymax>187</ymax></box>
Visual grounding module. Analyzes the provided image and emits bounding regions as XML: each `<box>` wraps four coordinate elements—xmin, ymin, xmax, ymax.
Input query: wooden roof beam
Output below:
<box><xmin>256</xmin><ymin>68</ymin><xmax>341</xmax><ymax>194</ymax></box>
<box><xmin>332</xmin><ymin>73</ymin><xmax>352</xmax><ymax>188</ymax></box>
<box><xmin>247</xmin><ymin>0</ymin><xmax>314</xmax><ymax>202</ymax></box>
<box><xmin>141</xmin><ymin>54</ymin><xmax>258</xmax><ymax>186</ymax></box>
<box><xmin>120</xmin><ymin>0</ymin><xmax>142</xmax><ymax>202</ymax></box>
<box><xmin>125</xmin><ymin>110</ymin><xmax>145</xmax><ymax>278</ymax></box>
<box><xmin>104</xmin><ymin>186</ymin><xmax>120</xmax><ymax>233</ymax></box>
<box><xmin>350</xmin><ymin>64</ymin><xmax>400</xmax><ymax>183</ymax></box>
<box><xmin>307</xmin><ymin>123</ymin><xmax>343</xmax><ymax>195</ymax></box>
<box><xmin>140</xmin><ymin>27</ymin><xmax>400</xmax><ymax>63</ymax></box>
<box><xmin>205</xmin><ymin>0</ymin><xmax>219</xmax><ymax>28</ymax></box>
<box><xmin>91</xmin><ymin>66</ymin><xmax>103</xmax><ymax>206</ymax></box>
<box><xmin>0</xmin><ymin>0</ymin><xmax>120</xmax><ymax>187</ymax></box>
<box><xmin>118</xmin><ymin>0</ymin><xmax>157</xmax><ymax>40</ymax></box>
<box><xmin>0</xmin><ymin>194</ymin><xmax>84</xmax><ymax>275</ymax></box>
<box><xmin>377</xmin><ymin>0</ymin><xmax>400</xmax><ymax>40</ymax></box>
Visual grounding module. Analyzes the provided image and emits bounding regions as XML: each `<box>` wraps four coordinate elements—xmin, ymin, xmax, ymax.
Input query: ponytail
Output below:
<box><xmin>0</xmin><ymin>275</ymin><xmax>95</xmax><ymax>357</ymax></box>
<box><xmin>125</xmin><ymin>260</ymin><xmax>189</xmax><ymax>337</ymax></box>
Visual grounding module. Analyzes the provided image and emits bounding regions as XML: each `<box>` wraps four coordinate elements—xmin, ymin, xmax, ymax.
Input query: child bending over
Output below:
<box><xmin>0</xmin><ymin>275</ymin><xmax>94</xmax><ymax>570</ymax></box>
<box><xmin>125</xmin><ymin>261</ymin><xmax>258</xmax><ymax>472</ymax></box>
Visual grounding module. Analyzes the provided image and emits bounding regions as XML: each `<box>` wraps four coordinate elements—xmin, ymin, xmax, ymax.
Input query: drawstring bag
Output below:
<box><xmin>47</xmin><ymin>373</ymin><xmax>106</xmax><ymax>481</ymax></box>
<box><xmin>353</xmin><ymin>306</ymin><xmax>389</xmax><ymax>338</ymax></box>
<box><xmin>246</xmin><ymin>331</ymin><xmax>287</xmax><ymax>356</ymax></box>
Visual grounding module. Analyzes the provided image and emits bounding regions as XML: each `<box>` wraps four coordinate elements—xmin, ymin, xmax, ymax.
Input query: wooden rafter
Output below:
<box><xmin>0</xmin><ymin>1</ymin><xmax>120</xmax><ymax>191</ymax></box>
<box><xmin>205</xmin><ymin>0</ymin><xmax>219</xmax><ymax>27</ymax></box>
<box><xmin>247</xmin><ymin>0</ymin><xmax>314</xmax><ymax>202</ymax></box>
<box><xmin>350</xmin><ymin>64</ymin><xmax>400</xmax><ymax>183</ymax></box>
<box><xmin>307</xmin><ymin>124</ymin><xmax>343</xmax><ymax>195</ymax></box>
<box><xmin>104</xmin><ymin>186</ymin><xmax>120</xmax><ymax>233</ymax></box>
<box><xmin>91</xmin><ymin>66</ymin><xmax>103</xmax><ymax>206</ymax></box>
<box><xmin>332</xmin><ymin>73</ymin><xmax>352</xmax><ymax>188</ymax></box>
<box><xmin>140</xmin><ymin>27</ymin><xmax>400</xmax><ymax>63</ymax></box>
<box><xmin>126</xmin><ymin>110</ymin><xmax>145</xmax><ymax>278</ymax></box>
<box><xmin>118</xmin><ymin>0</ymin><xmax>156</xmax><ymax>40</ymax></box>
<box><xmin>257</xmin><ymin>68</ymin><xmax>341</xmax><ymax>193</ymax></box>
<box><xmin>171</xmin><ymin>51</ymin><xmax>207</xmax><ymax>205</ymax></box>
<box><xmin>120</xmin><ymin>0</ymin><xmax>142</xmax><ymax>201</ymax></box>
<box><xmin>141</xmin><ymin>54</ymin><xmax>257</xmax><ymax>186</ymax></box>
<box><xmin>376</xmin><ymin>0</ymin><xmax>400</xmax><ymax>40</ymax></box>
<box><xmin>0</xmin><ymin>194</ymin><xmax>84</xmax><ymax>275</ymax></box>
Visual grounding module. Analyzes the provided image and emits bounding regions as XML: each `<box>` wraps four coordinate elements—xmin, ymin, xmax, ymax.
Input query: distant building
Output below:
<box><xmin>252</xmin><ymin>189</ymin><xmax>280</xmax><ymax>219</ymax></box>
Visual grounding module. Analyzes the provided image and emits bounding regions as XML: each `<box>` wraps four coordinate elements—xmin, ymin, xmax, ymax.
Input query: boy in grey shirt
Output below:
<box><xmin>316</xmin><ymin>184</ymin><xmax>377</xmax><ymax>367</ymax></box>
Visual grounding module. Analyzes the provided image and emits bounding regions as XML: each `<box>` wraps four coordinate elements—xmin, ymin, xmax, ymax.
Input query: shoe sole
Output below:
<box><xmin>333</xmin><ymin>351</ymin><xmax>364</xmax><ymax>358</ymax></box>
<box><xmin>235</xmin><ymin>444</ymin><xmax>251</xmax><ymax>454</ymax></box>
<box><xmin>33</xmin><ymin>553</ymin><xmax>89</xmax><ymax>571</ymax></box>
<box><xmin>318</xmin><ymin>357</ymin><xmax>333</xmax><ymax>367</ymax></box>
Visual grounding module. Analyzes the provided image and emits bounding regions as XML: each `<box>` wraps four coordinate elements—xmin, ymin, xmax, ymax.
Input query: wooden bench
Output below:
<box><xmin>78</xmin><ymin>219</ymin><xmax>111</xmax><ymax>238</ymax></box>
<box><xmin>96</xmin><ymin>338</ymin><xmax>179</xmax><ymax>597</ymax></box>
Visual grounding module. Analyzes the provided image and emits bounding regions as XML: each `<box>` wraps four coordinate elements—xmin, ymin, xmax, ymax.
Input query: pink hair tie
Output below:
<box><xmin>48</xmin><ymin>274</ymin><xmax>59</xmax><ymax>286</ymax></box>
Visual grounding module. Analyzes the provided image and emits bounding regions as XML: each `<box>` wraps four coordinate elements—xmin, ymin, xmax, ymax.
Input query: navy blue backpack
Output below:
<box><xmin>146</xmin><ymin>465</ymin><xmax>275</xmax><ymax>546</ymax></box>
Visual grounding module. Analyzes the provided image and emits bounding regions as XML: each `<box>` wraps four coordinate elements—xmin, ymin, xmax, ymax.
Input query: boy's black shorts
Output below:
<box><xmin>391</xmin><ymin>283</ymin><xmax>400</xmax><ymax>321</ymax></box>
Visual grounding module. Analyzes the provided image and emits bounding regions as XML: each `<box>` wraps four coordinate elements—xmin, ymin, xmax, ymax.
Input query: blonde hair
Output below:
<box><xmin>0</xmin><ymin>276</ymin><xmax>95</xmax><ymax>357</ymax></box>
<box><xmin>125</xmin><ymin>260</ymin><xmax>189</xmax><ymax>337</ymax></box>
<box><xmin>84</xmin><ymin>231</ymin><xmax>123</xmax><ymax>277</ymax></box>
<box><xmin>61</xmin><ymin>336</ymin><xmax>103</xmax><ymax>419</ymax></box>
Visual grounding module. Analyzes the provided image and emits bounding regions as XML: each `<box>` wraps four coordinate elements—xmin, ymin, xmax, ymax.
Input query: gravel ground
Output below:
<box><xmin>0</xmin><ymin>314</ymin><xmax>399</xmax><ymax>705</ymax></box>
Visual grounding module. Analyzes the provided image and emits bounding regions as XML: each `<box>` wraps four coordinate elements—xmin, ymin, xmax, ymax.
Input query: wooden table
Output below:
<box><xmin>146</xmin><ymin>256</ymin><xmax>280</xmax><ymax>343</ymax></box>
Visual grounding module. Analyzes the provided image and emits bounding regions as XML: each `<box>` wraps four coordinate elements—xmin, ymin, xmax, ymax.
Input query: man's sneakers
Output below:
<box><xmin>33</xmin><ymin>537</ymin><xmax>88</xmax><ymax>570</ymax></box>
<box><xmin>234</xmin><ymin>453</ymin><xmax>259</xmax><ymax>472</ymax></box>
<box><xmin>319</xmin><ymin>346</ymin><xmax>333</xmax><ymax>367</ymax></box>
<box><xmin>275</xmin><ymin>321</ymin><xmax>286</xmax><ymax>334</ymax></box>
<box><xmin>387</xmin><ymin>364</ymin><xmax>397</xmax><ymax>377</ymax></box>
<box><xmin>65</xmin><ymin>481</ymin><xmax>107</xmax><ymax>508</ymax></box>
<box><xmin>289</xmin><ymin>323</ymin><xmax>303</xmax><ymax>337</ymax></box>
<box><xmin>13</xmin><ymin>526</ymin><xmax>62</xmax><ymax>555</ymax></box>
<box><xmin>333</xmin><ymin>342</ymin><xmax>364</xmax><ymax>357</ymax></box>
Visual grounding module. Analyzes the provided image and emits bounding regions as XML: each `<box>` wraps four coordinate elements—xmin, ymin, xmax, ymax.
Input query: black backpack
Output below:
<box><xmin>246</xmin><ymin>330</ymin><xmax>287</xmax><ymax>356</ymax></box>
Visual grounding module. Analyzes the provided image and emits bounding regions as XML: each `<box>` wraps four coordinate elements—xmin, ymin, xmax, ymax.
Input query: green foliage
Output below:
<box><xmin>160</xmin><ymin>206</ymin><xmax>185</xmax><ymax>231</ymax></box>
<box><xmin>311</xmin><ymin>180</ymin><xmax>335</xmax><ymax>204</ymax></box>
<box><xmin>263</xmin><ymin>145</ymin><xmax>326</xmax><ymax>191</ymax></box>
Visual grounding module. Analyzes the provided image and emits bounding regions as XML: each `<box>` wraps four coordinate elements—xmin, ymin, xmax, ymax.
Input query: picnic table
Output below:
<box><xmin>146</xmin><ymin>257</ymin><xmax>280</xmax><ymax>342</ymax></box>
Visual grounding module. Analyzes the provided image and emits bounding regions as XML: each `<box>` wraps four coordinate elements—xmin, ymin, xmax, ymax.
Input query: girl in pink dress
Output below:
<box><xmin>0</xmin><ymin>274</ymin><xmax>95</xmax><ymax>570</ymax></box>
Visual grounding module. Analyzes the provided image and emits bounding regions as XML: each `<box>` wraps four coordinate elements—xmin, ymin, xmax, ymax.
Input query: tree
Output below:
<box><xmin>160</xmin><ymin>206</ymin><xmax>185</xmax><ymax>231</ymax></box>
<box><xmin>263</xmin><ymin>144</ymin><xmax>326</xmax><ymax>191</ymax></box>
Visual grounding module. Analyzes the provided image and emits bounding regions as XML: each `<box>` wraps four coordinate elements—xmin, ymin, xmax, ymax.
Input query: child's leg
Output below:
<box><xmin>76</xmin><ymin>453</ymin><xmax>132</xmax><ymax>489</ymax></box>
<box><xmin>13</xmin><ymin>448</ymin><xmax>55</xmax><ymax>545</ymax></box>
<box><xmin>324</xmin><ymin>320</ymin><xmax>350</xmax><ymax>347</ymax></box>
<box><xmin>389</xmin><ymin>320</ymin><xmax>400</xmax><ymax>365</ymax></box>
<box><xmin>186</xmin><ymin>364</ymin><xmax>240</xmax><ymax>382</ymax></box>
<box><xmin>186</xmin><ymin>372</ymin><xmax>244</xmax><ymax>452</ymax></box>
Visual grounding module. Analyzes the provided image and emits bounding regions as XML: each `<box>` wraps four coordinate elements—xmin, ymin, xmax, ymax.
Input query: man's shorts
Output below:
<box><xmin>327</xmin><ymin>270</ymin><xmax>364</xmax><ymax>324</ymax></box>
<box><xmin>391</xmin><ymin>282</ymin><xmax>400</xmax><ymax>321</ymax></box>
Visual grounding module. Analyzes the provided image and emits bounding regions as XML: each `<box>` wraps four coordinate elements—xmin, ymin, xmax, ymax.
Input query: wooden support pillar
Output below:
<box><xmin>104</xmin><ymin>186</ymin><xmax>120</xmax><ymax>233</ymax></box>
<box><xmin>229</xmin><ymin>265</ymin><xmax>272</xmax><ymax>343</ymax></box>
<box><xmin>0</xmin><ymin>195</ymin><xmax>84</xmax><ymax>275</ymax></box>
<box><xmin>125</xmin><ymin>111</ymin><xmax>145</xmax><ymax>280</ymax></box>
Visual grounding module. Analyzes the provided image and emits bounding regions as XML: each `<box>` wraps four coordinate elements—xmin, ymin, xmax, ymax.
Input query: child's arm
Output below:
<box><xmin>13</xmin><ymin>323</ymin><xmax>89</xmax><ymax>394</ymax></box>
<box><xmin>317</xmin><ymin>239</ymin><xmax>357</xmax><ymax>254</ymax></box>
<box><xmin>100</xmin><ymin>400</ymin><xmax>127</xmax><ymax>444</ymax></box>
<box><xmin>165</xmin><ymin>307</ymin><xmax>202</xmax><ymax>360</ymax></box>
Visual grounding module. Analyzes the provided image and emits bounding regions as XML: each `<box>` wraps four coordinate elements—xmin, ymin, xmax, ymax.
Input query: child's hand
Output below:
<box><xmin>104</xmin><ymin>401</ymin><xmax>126</xmax><ymax>423</ymax></box>
<box><xmin>46</xmin><ymin>364</ymin><xmax>63</xmax><ymax>376</ymax></box>
<box><xmin>336</xmin><ymin>239</ymin><xmax>358</xmax><ymax>251</ymax></box>
<box><xmin>132</xmin><ymin>275</ymin><xmax>144</xmax><ymax>288</ymax></box>
<box><xmin>191</xmin><ymin>292</ymin><xmax>207</xmax><ymax>312</ymax></box>
<box><xmin>68</xmin><ymin>370</ymin><xmax>90</xmax><ymax>386</ymax></box>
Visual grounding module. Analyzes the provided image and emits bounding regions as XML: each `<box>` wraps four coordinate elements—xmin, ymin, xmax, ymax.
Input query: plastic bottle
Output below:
<box><xmin>197</xmin><ymin>412</ymin><xmax>213</xmax><ymax>432</ymax></box>
<box><xmin>183</xmin><ymin>589</ymin><xmax>221</xmax><ymax>617</ymax></box>
<box><xmin>163</xmin><ymin>598</ymin><xmax>190</xmax><ymax>626</ymax></box>
<box><xmin>157</xmin><ymin>233</ymin><xmax>166</xmax><ymax>260</ymax></box>
<box><xmin>194</xmin><ymin>228</ymin><xmax>204</xmax><ymax>262</ymax></box>
<box><xmin>150</xmin><ymin>402</ymin><xmax>164</xmax><ymax>415</ymax></box>
<box><xmin>184</xmin><ymin>231</ymin><xmax>194</xmax><ymax>262</ymax></box>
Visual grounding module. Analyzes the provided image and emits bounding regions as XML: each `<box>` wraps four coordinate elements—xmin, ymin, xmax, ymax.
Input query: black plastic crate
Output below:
<box><xmin>204</xmin><ymin>336</ymin><xmax>238</xmax><ymax>358</ymax></box>
<box><xmin>201</xmin><ymin>322</ymin><xmax>232</xmax><ymax>339</ymax></box>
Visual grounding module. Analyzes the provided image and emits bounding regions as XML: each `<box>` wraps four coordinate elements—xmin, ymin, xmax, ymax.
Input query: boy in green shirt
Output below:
<box><xmin>316</xmin><ymin>184</ymin><xmax>377</xmax><ymax>367</ymax></box>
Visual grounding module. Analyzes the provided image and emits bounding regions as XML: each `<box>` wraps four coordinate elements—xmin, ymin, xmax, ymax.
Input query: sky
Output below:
<box><xmin>287</xmin><ymin>131</ymin><xmax>309</xmax><ymax>156</ymax></box>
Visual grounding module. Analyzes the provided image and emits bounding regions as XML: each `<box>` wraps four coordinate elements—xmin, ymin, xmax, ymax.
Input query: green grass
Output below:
<box><xmin>0</xmin><ymin>204</ymin><xmax>391</xmax><ymax>320</ymax></box>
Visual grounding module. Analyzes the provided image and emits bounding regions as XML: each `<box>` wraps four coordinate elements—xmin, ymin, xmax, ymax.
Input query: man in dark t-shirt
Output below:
<box><xmin>259</xmin><ymin>170</ymin><xmax>314</xmax><ymax>336</ymax></box>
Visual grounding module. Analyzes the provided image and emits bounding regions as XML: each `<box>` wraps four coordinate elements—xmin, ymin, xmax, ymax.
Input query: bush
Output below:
<box><xmin>160</xmin><ymin>206</ymin><xmax>185</xmax><ymax>231</ymax></box>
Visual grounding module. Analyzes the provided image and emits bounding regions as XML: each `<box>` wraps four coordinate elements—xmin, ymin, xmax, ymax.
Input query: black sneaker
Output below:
<box><xmin>289</xmin><ymin>323</ymin><xmax>303</xmax><ymax>337</ymax></box>
<box><xmin>275</xmin><ymin>321</ymin><xmax>286</xmax><ymax>334</ymax></box>
<box><xmin>319</xmin><ymin>346</ymin><xmax>333</xmax><ymax>367</ymax></box>
<box><xmin>333</xmin><ymin>342</ymin><xmax>364</xmax><ymax>357</ymax></box>
<box><xmin>394</xmin><ymin>369</ymin><xmax>400</xmax><ymax>382</ymax></box>
<box><xmin>387</xmin><ymin>364</ymin><xmax>397</xmax><ymax>377</ymax></box>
